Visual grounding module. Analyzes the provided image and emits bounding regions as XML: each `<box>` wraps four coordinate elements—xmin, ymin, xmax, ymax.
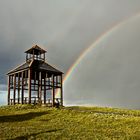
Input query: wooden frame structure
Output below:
<box><xmin>7</xmin><ymin>45</ymin><xmax>63</xmax><ymax>107</ymax></box>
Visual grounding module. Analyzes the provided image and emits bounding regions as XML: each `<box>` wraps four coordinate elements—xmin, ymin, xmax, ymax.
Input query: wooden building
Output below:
<box><xmin>7</xmin><ymin>45</ymin><xmax>63</xmax><ymax>107</ymax></box>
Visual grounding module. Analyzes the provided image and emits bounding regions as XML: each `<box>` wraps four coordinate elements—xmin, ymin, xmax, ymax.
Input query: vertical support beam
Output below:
<box><xmin>13</xmin><ymin>74</ymin><xmax>16</xmax><ymax>105</ymax></box>
<box><xmin>18</xmin><ymin>73</ymin><xmax>20</xmax><ymax>104</ymax></box>
<box><xmin>60</xmin><ymin>74</ymin><xmax>63</xmax><ymax>106</ymax></box>
<box><xmin>38</xmin><ymin>72</ymin><xmax>40</xmax><ymax>101</ymax></box>
<box><xmin>33</xmin><ymin>50</ymin><xmax>34</xmax><ymax>60</ymax></box>
<box><xmin>25</xmin><ymin>70</ymin><xmax>27</xmax><ymax>85</ymax></box>
<box><xmin>38</xmin><ymin>71</ymin><xmax>42</xmax><ymax>104</ymax></box>
<box><xmin>48</xmin><ymin>77</ymin><xmax>50</xmax><ymax>88</ymax></box>
<box><xmin>21</xmin><ymin>71</ymin><xmax>24</xmax><ymax>104</ymax></box>
<box><xmin>56</xmin><ymin>76</ymin><xmax>58</xmax><ymax>87</ymax></box>
<box><xmin>11</xmin><ymin>75</ymin><xmax>14</xmax><ymax>104</ymax></box>
<box><xmin>24</xmin><ymin>70</ymin><xmax>27</xmax><ymax>104</ymax></box>
<box><xmin>52</xmin><ymin>74</ymin><xmax>55</xmax><ymax>107</ymax></box>
<box><xmin>28</xmin><ymin>69</ymin><xmax>31</xmax><ymax>104</ymax></box>
<box><xmin>11</xmin><ymin>75</ymin><xmax>13</xmax><ymax>86</ymax></box>
<box><xmin>44</xmin><ymin>73</ymin><xmax>47</xmax><ymax>104</ymax></box>
<box><xmin>37</xmin><ymin>72</ymin><xmax>39</xmax><ymax>100</ymax></box>
<box><xmin>41</xmin><ymin>73</ymin><xmax>42</xmax><ymax>103</ymax></box>
<box><xmin>34</xmin><ymin>71</ymin><xmax>36</xmax><ymax>90</ymax></box>
<box><xmin>8</xmin><ymin>75</ymin><xmax>11</xmax><ymax>105</ymax></box>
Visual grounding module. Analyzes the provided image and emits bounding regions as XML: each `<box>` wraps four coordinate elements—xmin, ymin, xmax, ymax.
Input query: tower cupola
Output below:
<box><xmin>25</xmin><ymin>45</ymin><xmax>46</xmax><ymax>62</ymax></box>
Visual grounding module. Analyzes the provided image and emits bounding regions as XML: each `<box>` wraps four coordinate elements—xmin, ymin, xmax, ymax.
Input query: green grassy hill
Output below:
<box><xmin>0</xmin><ymin>105</ymin><xmax>140</xmax><ymax>140</ymax></box>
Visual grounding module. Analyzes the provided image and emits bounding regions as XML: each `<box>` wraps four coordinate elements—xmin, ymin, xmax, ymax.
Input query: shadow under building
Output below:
<box><xmin>7</xmin><ymin>45</ymin><xmax>63</xmax><ymax>107</ymax></box>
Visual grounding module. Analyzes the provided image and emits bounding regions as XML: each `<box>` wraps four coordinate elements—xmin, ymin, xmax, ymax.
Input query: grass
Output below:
<box><xmin>0</xmin><ymin>105</ymin><xmax>140</xmax><ymax>140</ymax></box>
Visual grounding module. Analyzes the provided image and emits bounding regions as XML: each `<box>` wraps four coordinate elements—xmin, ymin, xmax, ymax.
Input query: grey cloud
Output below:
<box><xmin>64</xmin><ymin>17</ymin><xmax>140</xmax><ymax>109</ymax></box>
<box><xmin>1</xmin><ymin>0</ymin><xmax>140</xmax><ymax>108</ymax></box>
<box><xmin>0</xmin><ymin>84</ymin><xmax>7</xmax><ymax>91</ymax></box>
<box><xmin>0</xmin><ymin>0</ymin><xmax>140</xmax><ymax>74</ymax></box>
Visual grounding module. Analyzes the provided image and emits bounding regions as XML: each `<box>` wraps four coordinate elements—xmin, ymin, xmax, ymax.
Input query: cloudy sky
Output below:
<box><xmin>1</xmin><ymin>0</ymin><xmax>140</xmax><ymax>108</ymax></box>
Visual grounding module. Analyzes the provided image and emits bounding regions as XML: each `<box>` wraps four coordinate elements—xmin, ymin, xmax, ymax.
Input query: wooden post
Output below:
<box><xmin>39</xmin><ymin>71</ymin><xmax>42</xmax><ymax>104</ymax></box>
<box><xmin>33</xmin><ymin>50</ymin><xmax>34</xmax><ymax>60</ymax></box>
<box><xmin>34</xmin><ymin>71</ymin><xmax>36</xmax><ymax>90</ymax></box>
<box><xmin>11</xmin><ymin>75</ymin><xmax>13</xmax><ymax>86</ymax></box>
<box><xmin>37</xmin><ymin>72</ymin><xmax>39</xmax><ymax>100</ymax></box>
<box><xmin>56</xmin><ymin>76</ymin><xmax>58</xmax><ymax>87</ymax></box>
<box><xmin>60</xmin><ymin>74</ymin><xmax>63</xmax><ymax>106</ymax></box>
<box><xmin>13</xmin><ymin>74</ymin><xmax>16</xmax><ymax>105</ymax></box>
<box><xmin>48</xmin><ymin>77</ymin><xmax>50</xmax><ymax>88</ymax></box>
<box><xmin>25</xmin><ymin>70</ymin><xmax>27</xmax><ymax>85</ymax></box>
<box><xmin>41</xmin><ymin>73</ymin><xmax>42</xmax><ymax>104</ymax></box>
<box><xmin>8</xmin><ymin>75</ymin><xmax>11</xmax><ymax>105</ymax></box>
<box><xmin>28</xmin><ymin>69</ymin><xmax>31</xmax><ymax>104</ymax></box>
<box><xmin>44</xmin><ymin>73</ymin><xmax>47</xmax><ymax>104</ymax></box>
<box><xmin>18</xmin><ymin>73</ymin><xmax>20</xmax><ymax>104</ymax></box>
<box><xmin>52</xmin><ymin>74</ymin><xmax>55</xmax><ymax>107</ymax></box>
<box><xmin>21</xmin><ymin>71</ymin><xmax>24</xmax><ymax>104</ymax></box>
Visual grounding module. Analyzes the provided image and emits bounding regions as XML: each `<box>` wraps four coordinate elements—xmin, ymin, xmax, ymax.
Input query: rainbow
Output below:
<box><xmin>56</xmin><ymin>12</ymin><xmax>140</xmax><ymax>97</ymax></box>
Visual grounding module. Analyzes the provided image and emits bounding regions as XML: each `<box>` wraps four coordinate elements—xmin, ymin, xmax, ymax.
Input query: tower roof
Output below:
<box><xmin>7</xmin><ymin>60</ymin><xmax>63</xmax><ymax>75</ymax></box>
<box><xmin>25</xmin><ymin>45</ymin><xmax>46</xmax><ymax>55</ymax></box>
<box><xmin>7</xmin><ymin>45</ymin><xmax>63</xmax><ymax>75</ymax></box>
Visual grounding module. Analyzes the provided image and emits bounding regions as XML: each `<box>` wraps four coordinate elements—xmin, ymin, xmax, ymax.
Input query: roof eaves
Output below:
<box><xmin>7</xmin><ymin>62</ymin><xmax>29</xmax><ymax>75</ymax></box>
<box><xmin>44</xmin><ymin>61</ymin><xmax>63</xmax><ymax>74</ymax></box>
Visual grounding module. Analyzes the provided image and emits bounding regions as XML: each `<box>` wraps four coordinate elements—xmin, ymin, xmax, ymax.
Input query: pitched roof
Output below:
<box><xmin>7</xmin><ymin>60</ymin><xmax>63</xmax><ymax>75</ymax></box>
<box><xmin>7</xmin><ymin>62</ymin><xmax>30</xmax><ymax>75</ymax></box>
<box><xmin>25</xmin><ymin>45</ymin><xmax>46</xmax><ymax>55</ymax></box>
<box><xmin>31</xmin><ymin>60</ymin><xmax>63</xmax><ymax>74</ymax></box>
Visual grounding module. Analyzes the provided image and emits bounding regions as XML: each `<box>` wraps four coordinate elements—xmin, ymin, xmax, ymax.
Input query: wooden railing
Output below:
<box><xmin>9</xmin><ymin>97</ymin><xmax>62</xmax><ymax>106</ymax></box>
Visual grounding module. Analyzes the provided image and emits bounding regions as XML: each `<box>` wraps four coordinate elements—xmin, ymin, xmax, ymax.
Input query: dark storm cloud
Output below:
<box><xmin>1</xmin><ymin>0</ymin><xmax>140</xmax><ymax>84</ymax></box>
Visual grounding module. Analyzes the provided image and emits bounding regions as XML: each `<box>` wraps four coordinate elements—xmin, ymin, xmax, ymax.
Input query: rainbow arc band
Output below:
<box><xmin>56</xmin><ymin>12</ymin><xmax>140</xmax><ymax>97</ymax></box>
